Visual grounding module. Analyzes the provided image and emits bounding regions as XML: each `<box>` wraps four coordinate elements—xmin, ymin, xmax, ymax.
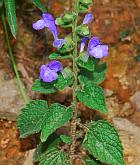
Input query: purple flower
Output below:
<box><xmin>32</xmin><ymin>13</ymin><xmax>65</xmax><ymax>49</ymax></box>
<box><xmin>40</xmin><ymin>60</ymin><xmax>63</xmax><ymax>83</ymax></box>
<box><xmin>80</xmin><ymin>36</ymin><xmax>89</xmax><ymax>52</ymax></box>
<box><xmin>85</xmin><ymin>37</ymin><xmax>108</xmax><ymax>60</ymax></box>
<box><xmin>83</xmin><ymin>13</ymin><xmax>94</xmax><ymax>25</ymax></box>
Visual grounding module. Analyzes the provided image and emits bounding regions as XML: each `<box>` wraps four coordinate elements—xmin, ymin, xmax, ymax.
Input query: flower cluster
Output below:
<box><xmin>33</xmin><ymin>12</ymin><xmax>108</xmax><ymax>83</ymax></box>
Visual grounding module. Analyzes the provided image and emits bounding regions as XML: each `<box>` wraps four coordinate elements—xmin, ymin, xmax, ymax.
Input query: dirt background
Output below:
<box><xmin>0</xmin><ymin>0</ymin><xmax>140</xmax><ymax>164</ymax></box>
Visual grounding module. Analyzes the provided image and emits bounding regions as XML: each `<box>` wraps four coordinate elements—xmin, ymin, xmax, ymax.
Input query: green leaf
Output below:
<box><xmin>84</xmin><ymin>156</ymin><xmax>101</xmax><ymax>165</ymax></box>
<box><xmin>54</xmin><ymin>74</ymin><xmax>74</xmax><ymax>90</ymax></box>
<box><xmin>59</xmin><ymin>42</ymin><xmax>74</xmax><ymax>53</ymax></box>
<box><xmin>79</xmin><ymin>0</ymin><xmax>93</xmax><ymax>13</ymax></box>
<box><xmin>0</xmin><ymin>0</ymin><xmax>3</xmax><ymax>9</ymax></box>
<box><xmin>49</xmin><ymin>52</ymin><xmax>71</xmax><ymax>60</ymax></box>
<box><xmin>33</xmin><ymin>0</ymin><xmax>47</xmax><ymax>12</ymax></box>
<box><xmin>4</xmin><ymin>0</ymin><xmax>17</xmax><ymax>38</ymax></box>
<box><xmin>32</xmin><ymin>73</ymin><xmax>73</xmax><ymax>94</ymax></box>
<box><xmin>39</xmin><ymin>148</ymin><xmax>71</xmax><ymax>165</ymax></box>
<box><xmin>79</xmin><ymin>0</ymin><xmax>93</xmax><ymax>6</ymax></box>
<box><xmin>77</xmin><ymin>84</ymin><xmax>108</xmax><ymax>114</ymax></box>
<box><xmin>63</xmin><ymin>13</ymin><xmax>76</xmax><ymax>23</ymax></box>
<box><xmin>17</xmin><ymin>101</ymin><xmax>72</xmax><ymax>142</ymax></box>
<box><xmin>79</xmin><ymin>4</ymin><xmax>89</xmax><ymax>13</ymax></box>
<box><xmin>56</xmin><ymin>17</ymin><xmax>72</xmax><ymax>28</ymax></box>
<box><xmin>60</xmin><ymin>135</ymin><xmax>72</xmax><ymax>145</ymax></box>
<box><xmin>41</xmin><ymin>104</ymin><xmax>73</xmax><ymax>142</ymax></box>
<box><xmin>32</xmin><ymin>79</ymin><xmax>56</xmax><ymax>94</ymax></box>
<box><xmin>17</xmin><ymin>100</ymin><xmax>48</xmax><ymax>138</ymax></box>
<box><xmin>76</xmin><ymin>53</ymin><xmax>95</xmax><ymax>71</ymax></box>
<box><xmin>83</xmin><ymin>120</ymin><xmax>124</xmax><ymax>165</ymax></box>
<box><xmin>34</xmin><ymin>134</ymin><xmax>61</xmax><ymax>162</ymax></box>
<box><xmin>56</xmin><ymin>12</ymin><xmax>76</xmax><ymax>28</ymax></box>
<box><xmin>79</xmin><ymin>63</ymin><xmax>107</xmax><ymax>85</ymax></box>
<box><xmin>77</xmin><ymin>25</ymin><xmax>90</xmax><ymax>37</ymax></box>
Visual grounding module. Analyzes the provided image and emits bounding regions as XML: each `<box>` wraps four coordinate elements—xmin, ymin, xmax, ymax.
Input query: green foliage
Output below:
<box><xmin>32</xmin><ymin>73</ymin><xmax>73</xmax><ymax>93</ymax></box>
<box><xmin>56</xmin><ymin>12</ymin><xmax>76</xmax><ymax>28</ymax></box>
<box><xmin>17</xmin><ymin>100</ymin><xmax>48</xmax><ymax>138</ymax></box>
<box><xmin>76</xmin><ymin>25</ymin><xmax>90</xmax><ymax>37</ymax></box>
<box><xmin>17</xmin><ymin>100</ymin><xmax>73</xmax><ymax>142</ymax></box>
<box><xmin>33</xmin><ymin>0</ymin><xmax>47</xmax><ymax>12</ymax></box>
<box><xmin>79</xmin><ymin>0</ymin><xmax>93</xmax><ymax>13</ymax></box>
<box><xmin>84</xmin><ymin>156</ymin><xmax>101</xmax><ymax>165</ymax></box>
<box><xmin>77</xmin><ymin>84</ymin><xmax>108</xmax><ymax>114</ymax></box>
<box><xmin>79</xmin><ymin>62</ymin><xmax>107</xmax><ymax>85</ymax></box>
<box><xmin>83</xmin><ymin>120</ymin><xmax>124</xmax><ymax>165</ymax></box>
<box><xmin>34</xmin><ymin>134</ymin><xmax>61</xmax><ymax>162</ymax></box>
<box><xmin>32</xmin><ymin>79</ymin><xmax>56</xmax><ymax>94</ymax></box>
<box><xmin>4</xmin><ymin>0</ymin><xmax>17</xmax><ymax>38</ymax></box>
<box><xmin>59</xmin><ymin>42</ymin><xmax>74</xmax><ymax>54</ymax></box>
<box><xmin>76</xmin><ymin>53</ymin><xmax>95</xmax><ymax>71</ymax></box>
<box><xmin>41</xmin><ymin>104</ymin><xmax>73</xmax><ymax>142</ymax></box>
<box><xmin>39</xmin><ymin>148</ymin><xmax>71</xmax><ymax>165</ymax></box>
<box><xmin>49</xmin><ymin>52</ymin><xmax>71</xmax><ymax>60</ymax></box>
<box><xmin>60</xmin><ymin>135</ymin><xmax>72</xmax><ymax>145</ymax></box>
<box><xmin>0</xmin><ymin>0</ymin><xmax>3</xmax><ymax>9</ymax></box>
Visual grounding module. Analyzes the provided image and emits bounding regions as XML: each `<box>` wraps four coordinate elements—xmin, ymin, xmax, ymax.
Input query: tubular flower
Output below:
<box><xmin>32</xmin><ymin>13</ymin><xmax>66</xmax><ymax>49</ymax></box>
<box><xmin>86</xmin><ymin>37</ymin><xmax>108</xmax><ymax>60</ymax></box>
<box><xmin>80</xmin><ymin>37</ymin><xmax>108</xmax><ymax>61</ymax></box>
<box><xmin>40</xmin><ymin>60</ymin><xmax>63</xmax><ymax>83</ymax></box>
<box><xmin>83</xmin><ymin>13</ymin><xmax>94</xmax><ymax>25</ymax></box>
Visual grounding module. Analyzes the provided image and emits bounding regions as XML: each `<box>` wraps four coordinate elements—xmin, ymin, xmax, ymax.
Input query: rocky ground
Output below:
<box><xmin>0</xmin><ymin>0</ymin><xmax>140</xmax><ymax>164</ymax></box>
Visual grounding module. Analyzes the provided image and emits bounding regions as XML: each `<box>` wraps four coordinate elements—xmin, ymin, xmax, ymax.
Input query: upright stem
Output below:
<box><xmin>1</xmin><ymin>13</ymin><xmax>29</xmax><ymax>104</ymax></box>
<box><xmin>70</xmin><ymin>0</ymin><xmax>79</xmax><ymax>162</ymax></box>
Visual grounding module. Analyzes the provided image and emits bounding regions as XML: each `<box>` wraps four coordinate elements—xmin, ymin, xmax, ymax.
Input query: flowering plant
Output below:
<box><xmin>17</xmin><ymin>0</ymin><xmax>124</xmax><ymax>164</ymax></box>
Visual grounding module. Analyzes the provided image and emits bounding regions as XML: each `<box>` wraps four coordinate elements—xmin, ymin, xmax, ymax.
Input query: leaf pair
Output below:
<box><xmin>17</xmin><ymin>100</ymin><xmax>73</xmax><ymax>142</ymax></box>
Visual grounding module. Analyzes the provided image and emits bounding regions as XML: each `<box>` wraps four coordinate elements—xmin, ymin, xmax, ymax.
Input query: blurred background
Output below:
<box><xmin>0</xmin><ymin>0</ymin><xmax>140</xmax><ymax>164</ymax></box>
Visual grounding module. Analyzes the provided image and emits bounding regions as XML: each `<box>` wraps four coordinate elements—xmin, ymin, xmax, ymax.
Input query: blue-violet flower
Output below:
<box><xmin>32</xmin><ymin>13</ymin><xmax>66</xmax><ymax>49</ymax></box>
<box><xmin>80</xmin><ymin>37</ymin><xmax>108</xmax><ymax>60</ymax></box>
<box><xmin>40</xmin><ymin>60</ymin><xmax>63</xmax><ymax>83</ymax></box>
<box><xmin>83</xmin><ymin>13</ymin><xmax>94</xmax><ymax>25</ymax></box>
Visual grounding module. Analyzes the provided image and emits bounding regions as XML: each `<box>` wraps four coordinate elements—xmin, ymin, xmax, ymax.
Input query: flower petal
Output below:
<box><xmin>80</xmin><ymin>36</ymin><xmax>89</xmax><ymax>52</ymax></box>
<box><xmin>48</xmin><ymin>60</ymin><xmax>63</xmax><ymax>72</ymax></box>
<box><xmin>42</xmin><ymin>13</ymin><xmax>58</xmax><ymax>39</ymax></box>
<box><xmin>83</xmin><ymin>13</ymin><xmax>94</xmax><ymax>24</ymax></box>
<box><xmin>88</xmin><ymin>37</ymin><xmax>101</xmax><ymax>51</ymax></box>
<box><xmin>53</xmin><ymin>39</ymin><xmax>66</xmax><ymax>48</ymax></box>
<box><xmin>89</xmin><ymin>45</ymin><xmax>108</xmax><ymax>58</ymax></box>
<box><xmin>40</xmin><ymin>66</ymin><xmax>58</xmax><ymax>83</ymax></box>
<box><xmin>32</xmin><ymin>19</ymin><xmax>45</xmax><ymax>30</ymax></box>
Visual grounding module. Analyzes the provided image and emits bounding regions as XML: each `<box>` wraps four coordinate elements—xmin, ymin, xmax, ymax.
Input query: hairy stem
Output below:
<box><xmin>70</xmin><ymin>0</ymin><xmax>79</xmax><ymax>162</ymax></box>
<box><xmin>1</xmin><ymin>13</ymin><xmax>29</xmax><ymax>104</ymax></box>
